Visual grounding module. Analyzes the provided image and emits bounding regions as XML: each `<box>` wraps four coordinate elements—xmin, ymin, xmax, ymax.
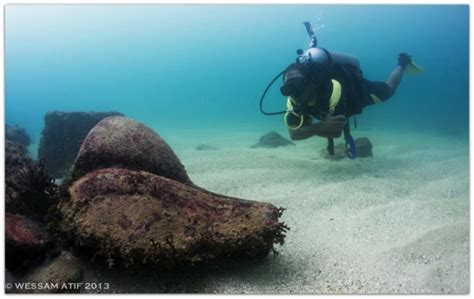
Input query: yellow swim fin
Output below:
<box><xmin>405</xmin><ymin>59</ymin><xmax>424</xmax><ymax>75</ymax></box>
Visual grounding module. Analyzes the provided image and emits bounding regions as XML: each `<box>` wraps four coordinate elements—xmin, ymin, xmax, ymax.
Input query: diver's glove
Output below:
<box><xmin>398</xmin><ymin>53</ymin><xmax>412</xmax><ymax>68</ymax></box>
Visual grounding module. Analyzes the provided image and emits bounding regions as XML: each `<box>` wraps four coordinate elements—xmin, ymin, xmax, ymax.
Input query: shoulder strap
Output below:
<box><xmin>328</xmin><ymin>79</ymin><xmax>342</xmax><ymax>113</ymax></box>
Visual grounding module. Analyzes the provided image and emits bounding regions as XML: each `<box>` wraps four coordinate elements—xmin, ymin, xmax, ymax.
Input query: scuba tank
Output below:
<box><xmin>297</xmin><ymin>21</ymin><xmax>360</xmax><ymax>70</ymax></box>
<box><xmin>259</xmin><ymin>21</ymin><xmax>359</xmax><ymax>159</ymax></box>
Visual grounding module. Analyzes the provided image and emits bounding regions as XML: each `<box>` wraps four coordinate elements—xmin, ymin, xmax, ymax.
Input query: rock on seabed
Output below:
<box><xmin>56</xmin><ymin>117</ymin><xmax>287</xmax><ymax>268</ymax></box>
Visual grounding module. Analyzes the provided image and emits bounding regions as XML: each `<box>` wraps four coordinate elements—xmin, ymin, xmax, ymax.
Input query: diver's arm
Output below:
<box><xmin>289</xmin><ymin>123</ymin><xmax>325</xmax><ymax>140</ymax></box>
<box><xmin>289</xmin><ymin>114</ymin><xmax>346</xmax><ymax>140</ymax></box>
<box><xmin>329</xmin><ymin>51</ymin><xmax>360</xmax><ymax>69</ymax></box>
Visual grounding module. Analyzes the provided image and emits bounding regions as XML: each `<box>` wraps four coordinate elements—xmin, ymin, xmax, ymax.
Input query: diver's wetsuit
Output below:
<box><xmin>285</xmin><ymin>63</ymin><xmax>392</xmax><ymax>127</ymax></box>
<box><xmin>362</xmin><ymin>79</ymin><xmax>392</xmax><ymax>106</ymax></box>
<box><xmin>323</xmin><ymin>63</ymin><xmax>392</xmax><ymax>118</ymax></box>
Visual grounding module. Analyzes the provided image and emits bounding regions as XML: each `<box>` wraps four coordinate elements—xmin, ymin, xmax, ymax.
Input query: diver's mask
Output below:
<box><xmin>282</xmin><ymin>67</ymin><xmax>329</xmax><ymax>107</ymax></box>
<box><xmin>280</xmin><ymin>77</ymin><xmax>307</xmax><ymax>98</ymax></box>
<box><xmin>280</xmin><ymin>76</ymin><xmax>319</xmax><ymax>115</ymax></box>
<box><xmin>259</xmin><ymin>21</ymin><xmax>328</xmax><ymax>116</ymax></box>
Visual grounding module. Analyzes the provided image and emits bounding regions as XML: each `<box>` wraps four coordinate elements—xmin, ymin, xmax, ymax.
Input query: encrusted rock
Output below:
<box><xmin>57</xmin><ymin>168</ymin><xmax>286</xmax><ymax>268</ymax></box>
<box><xmin>251</xmin><ymin>131</ymin><xmax>295</xmax><ymax>148</ymax></box>
<box><xmin>38</xmin><ymin>111</ymin><xmax>124</xmax><ymax>178</ymax></box>
<box><xmin>70</xmin><ymin>116</ymin><xmax>191</xmax><ymax>185</ymax></box>
<box><xmin>5</xmin><ymin>141</ymin><xmax>57</xmax><ymax>221</ymax></box>
<box><xmin>6</xmin><ymin>213</ymin><xmax>53</xmax><ymax>271</ymax></box>
<box><xmin>55</xmin><ymin>117</ymin><xmax>287</xmax><ymax>269</ymax></box>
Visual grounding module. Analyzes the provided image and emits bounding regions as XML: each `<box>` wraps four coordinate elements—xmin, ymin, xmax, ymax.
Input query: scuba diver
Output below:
<box><xmin>260</xmin><ymin>22</ymin><xmax>423</xmax><ymax>159</ymax></box>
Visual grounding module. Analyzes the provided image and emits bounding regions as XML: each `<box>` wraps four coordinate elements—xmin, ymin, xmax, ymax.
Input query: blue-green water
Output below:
<box><xmin>5</xmin><ymin>5</ymin><xmax>469</xmax><ymax>147</ymax></box>
<box><xmin>4</xmin><ymin>5</ymin><xmax>470</xmax><ymax>294</ymax></box>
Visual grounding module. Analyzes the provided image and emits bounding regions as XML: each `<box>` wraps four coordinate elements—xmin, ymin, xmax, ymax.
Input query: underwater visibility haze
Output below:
<box><xmin>5</xmin><ymin>5</ymin><xmax>469</xmax><ymax>143</ymax></box>
<box><xmin>4</xmin><ymin>4</ymin><xmax>470</xmax><ymax>294</ymax></box>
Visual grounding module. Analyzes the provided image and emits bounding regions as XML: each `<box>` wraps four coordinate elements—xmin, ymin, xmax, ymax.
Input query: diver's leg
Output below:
<box><xmin>385</xmin><ymin>65</ymin><xmax>404</xmax><ymax>96</ymax></box>
<box><xmin>362</xmin><ymin>80</ymin><xmax>392</xmax><ymax>106</ymax></box>
<box><xmin>386</xmin><ymin>53</ymin><xmax>413</xmax><ymax>96</ymax></box>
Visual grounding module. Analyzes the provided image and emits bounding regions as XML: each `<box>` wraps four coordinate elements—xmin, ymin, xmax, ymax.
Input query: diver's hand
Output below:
<box><xmin>287</xmin><ymin>112</ymin><xmax>346</xmax><ymax>141</ymax></box>
<box><xmin>316</xmin><ymin>113</ymin><xmax>346</xmax><ymax>138</ymax></box>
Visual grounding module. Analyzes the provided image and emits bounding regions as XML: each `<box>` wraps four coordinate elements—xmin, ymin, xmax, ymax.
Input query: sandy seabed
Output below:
<box><xmin>77</xmin><ymin>125</ymin><xmax>469</xmax><ymax>294</ymax></box>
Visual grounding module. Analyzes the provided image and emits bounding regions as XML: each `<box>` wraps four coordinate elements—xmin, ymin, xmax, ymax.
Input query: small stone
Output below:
<box><xmin>251</xmin><ymin>131</ymin><xmax>295</xmax><ymax>148</ymax></box>
<box><xmin>195</xmin><ymin>144</ymin><xmax>219</xmax><ymax>151</ymax></box>
<box><xmin>21</xmin><ymin>251</ymin><xmax>84</xmax><ymax>294</ymax></box>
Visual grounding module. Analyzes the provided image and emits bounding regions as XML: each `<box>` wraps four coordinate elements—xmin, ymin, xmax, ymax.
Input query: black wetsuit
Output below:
<box><xmin>308</xmin><ymin>63</ymin><xmax>391</xmax><ymax>120</ymax></box>
<box><xmin>284</xmin><ymin>62</ymin><xmax>393</xmax><ymax>129</ymax></box>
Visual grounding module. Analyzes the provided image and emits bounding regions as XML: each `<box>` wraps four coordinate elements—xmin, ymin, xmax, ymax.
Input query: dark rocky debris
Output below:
<box><xmin>251</xmin><ymin>131</ymin><xmax>295</xmax><ymax>148</ymax></box>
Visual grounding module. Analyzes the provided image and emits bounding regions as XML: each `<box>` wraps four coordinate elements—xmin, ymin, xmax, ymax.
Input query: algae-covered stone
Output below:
<box><xmin>56</xmin><ymin>116</ymin><xmax>287</xmax><ymax>269</ymax></box>
<box><xmin>70</xmin><ymin>116</ymin><xmax>191</xmax><ymax>185</ymax></box>
<box><xmin>57</xmin><ymin>168</ymin><xmax>286</xmax><ymax>268</ymax></box>
<box><xmin>6</xmin><ymin>140</ymin><xmax>57</xmax><ymax>221</ymax></box>
<box><xmin>6</xmin><ymin>213</ymin><xmax>53</xmax><ymax>271</ymax></box>
<box><xmin>38</xmin><ymin>111</ymin><xmax>124</xmax><ymax>178</ymax></box>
